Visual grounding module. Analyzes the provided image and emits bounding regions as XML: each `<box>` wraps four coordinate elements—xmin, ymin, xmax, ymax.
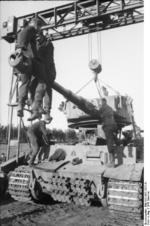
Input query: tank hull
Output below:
<box><xmin>8</xmin><ymin>144</ymin><xmax>144</xmax><ymax>218</ymax></box>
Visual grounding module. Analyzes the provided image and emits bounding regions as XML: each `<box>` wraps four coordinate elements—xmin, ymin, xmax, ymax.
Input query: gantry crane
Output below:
<box><xmin>0</xmin><ymin>0</ymin><xmax>144</xmax><ymax>165</ymax></box>
<box><xmin>2</xmin><ymin>0</ymin><xmax>143</xmax><ymax>43</ymax></box>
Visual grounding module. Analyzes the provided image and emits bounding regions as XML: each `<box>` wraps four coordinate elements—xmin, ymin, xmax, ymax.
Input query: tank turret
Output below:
<box><xmin>52</xmin><ymin>81</ymin><xmax>133</xmax><ymax>129</ymax></box>
<box><xmin>52</xmin><ymin>82</ymin><xmax>99</xmax><ymax>116</ymax></box>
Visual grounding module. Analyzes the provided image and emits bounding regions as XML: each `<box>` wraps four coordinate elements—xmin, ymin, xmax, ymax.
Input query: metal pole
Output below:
<box><xmin>16</xmin><ymin>76</ymin><xmax>19</xmax><ymax>103</ymax></box>
<box><xmin>131</xmin><ymin>115</ymin><xmax>137</xmax><ymax>140</ymax></box>
<box><xmin>21</xmin><ymin>118</ymin><xmax>31</xmax><ymax>149</ymax></box>
<box><xmin>96</xmin><ymin>0</ymin><xmax>99</xmax><ymax>16</ymax></box>
<box><xmin>130</xmin><ymin>102</ymin><xmax>137</xmax><ymax>140</ymax></box>
<box><xmin>6</xmin><ymin>107</ymin><xmax>13</xmax><ymax>160</ymax></box>
<box><xmin>16</xmin><ymin>117</ymin><xmax>21</xmax><ymax>163</ymax></box>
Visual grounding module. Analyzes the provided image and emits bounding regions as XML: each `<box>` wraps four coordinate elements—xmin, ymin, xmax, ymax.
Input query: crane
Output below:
<box><xmin>0</xmin><ymin>0</ymin><xmax>143</xmax><ymax>164</ymax></box>
<box><xmin>2</xmin><ymin>0</ymin><xmax>143</xmax><ymax>42</ymax></box>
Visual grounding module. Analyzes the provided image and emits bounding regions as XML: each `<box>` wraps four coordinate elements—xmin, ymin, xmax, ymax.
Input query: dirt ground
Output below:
<box><xmin>0</xmin><ymin>194</ymin><xmax>143</xmax><ymax>226</ymax></box>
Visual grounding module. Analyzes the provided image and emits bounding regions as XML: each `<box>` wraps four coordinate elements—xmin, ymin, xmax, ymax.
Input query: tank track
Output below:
<box><xmin>46</xmin><ymin>175</ymin><xmax>95</xmax><ymax>206</ymax></box>
<box><xmin>8</xmin><ymin>167</ymin><xmax>97</xmax><ymax>206</ymax></box>
<box><xmin>8</xmin><ymin>165</ymin><xmax>32</xmax><ymax>202</ymax></box>
<box><xmin>107</xmin><ymin>179</ymin><xmax>143</xmax><ymax>218</ymax></box>
<box><xmin>8</xmin><ymin>167</ymin><xmax>143</xmax><ymax>218</ymax></box>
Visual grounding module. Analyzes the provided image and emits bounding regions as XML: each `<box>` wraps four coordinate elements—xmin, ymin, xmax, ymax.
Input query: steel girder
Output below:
<box><xmin>17</xmin><ymin>0</ymin><xmax>144</xmax><ymax>41</ymax></box>
<box><xmin>2</xmin><ymin>0</ymin><xmax>144</xmax><ymax>43</ymax></box>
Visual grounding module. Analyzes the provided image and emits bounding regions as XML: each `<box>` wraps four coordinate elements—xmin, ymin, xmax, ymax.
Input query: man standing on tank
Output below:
<box><xmin>99</xmin><ymin>98</ymin><xmax>117</xmax><ymax>167</ymax></box>
<box><xmin>27</xmin><ymin>120</ymin><xmax>51</xmax><ymax>166</ymax></box>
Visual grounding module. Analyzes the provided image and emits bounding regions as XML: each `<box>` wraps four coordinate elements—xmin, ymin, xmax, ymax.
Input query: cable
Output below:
<box><xmin>99</xmin><ymin>78</ymin><xmax>120</xmax><ymax>95</ymax></box>
<box><xmin>7</xmin><ymin>43</ymin><xmax>15</xmax><ymax>145</ymax></box>
<box><xmin>8</xmin><ymin>43</ymin><xmax>15</xmax><ymax>101</ymax></box>
<box><xmin>75</xmin><ymin>78</ymin><xmax>94</xmax><ymax>94</ymax></box>
<box><xmin>97</xmin><ymin>31</ymin><xmax>102</xmax><ymax>64</ymax></box>
<box><xmin>95</xmin><ymin>80</ymin><xmax>102</xmax><ymax>98</ymax></box>
<box><xmin>88</xmin><ymin>33</ymin><xmax>92</xmax><ymax>61</ymax></box>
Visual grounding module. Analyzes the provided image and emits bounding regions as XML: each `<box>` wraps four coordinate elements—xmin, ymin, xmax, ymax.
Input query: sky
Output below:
<box><xmin>0</xmin><ymin>1</ymin><xmax>144</xmax><ymax>131</ymax></box>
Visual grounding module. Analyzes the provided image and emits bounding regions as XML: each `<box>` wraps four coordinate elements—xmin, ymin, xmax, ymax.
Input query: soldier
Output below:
<box><xmin>99</xmin><ymin>98</ymin><xmax>117</xmax><ymax>167</ymax></box>
<box><xmin>15</xmin><ymin>17</ymin><xmax>45</xmax><ymax>117</ymax></box>
<box><xmin>28</xmin><ymin>32</ymin><xmax>56</xmax><ymax>122</ymax></box>
<box><xmin>27</xmin><ymin>120</ymin><xmax>52</xmax><ymax>166</ymax></box>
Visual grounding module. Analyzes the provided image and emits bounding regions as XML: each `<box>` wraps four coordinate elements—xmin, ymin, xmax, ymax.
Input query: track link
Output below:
<box><xmin>107</xmin><ymin>179</ymin><xmax>143</xmax><ymax>218</ymax></box>
<box><xmin>8</xmin><ymin>165</ymin><xmax>32</xmax><ymax>202</ymax></box>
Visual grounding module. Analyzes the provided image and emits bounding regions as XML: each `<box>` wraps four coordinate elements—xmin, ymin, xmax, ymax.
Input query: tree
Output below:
<box><xmin>0</xmin><ymin>124</ymin><xmax>28</xmax><ymax>144</ymax></box>
<box><xmin>0</xmin><ymin>124</ymin><xmax>7</xmax><ymax>143</ymax></box>
<box><xmin>65</xmin><ymin>129</ymin><xmax>78</xmax><ymax>143</ymax></box>
<box><xmin>51</xmin><ymin>128</ymin><xmax>66</xmax><ymax>142</ymax></box>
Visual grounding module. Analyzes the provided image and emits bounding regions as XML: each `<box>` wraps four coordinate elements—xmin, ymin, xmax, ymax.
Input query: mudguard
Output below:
<box><xmin>34</xmin><ymin>160</ymin><xmax>70</xmax><ymax>173</ymax></box>
<box><xmin>0</xmin><ymin>153</ymin><xmax>25</xmax><ymax>174</ymax></box>
<box><xmin>103</xmin><ymin>163</ymin><xmax>144</xmax><ymax>182</ymax></box>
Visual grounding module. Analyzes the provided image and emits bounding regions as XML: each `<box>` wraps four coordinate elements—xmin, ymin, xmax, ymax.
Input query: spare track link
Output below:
<box><xmin>107</xmin><ymin>179</ymin><xmax>143</xmax><ymax>218</ymax></box>
<box><xmin>8</xmin><ymin>165</ymin><xmax>32</xmax><ymax>202</ymax></box>
<box><xmin>47</xmin><ymin>175</ymin><xmax>95</xmax><ymax>206</ymax></box>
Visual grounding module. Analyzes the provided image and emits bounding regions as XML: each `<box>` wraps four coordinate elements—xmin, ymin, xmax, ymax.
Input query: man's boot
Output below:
<box><xmin>17</xmin><ymin>103</ymin><xmax>24</xmax><ymax>117</ymax></box>
<box><xmin>106</xmin><ymin>153</ymin><xmax>115</xmax><ymax>168</ymax></box>
<box><xmin>28</xmin><ymin>98</ymin><xmax>43</xmax><ymax>121</ymax></box>
<box><xmin>28</xmin><ymin>111</ymin><xmax>42</xmax><ymax>121</ymax></box>
<box><xmin>44</xmin><ymin>111</ymin><xmax>53</xmax><ymax>124</ymax></box>
<box><xmin>25</xmin><ymin>98</ymin><xmax>33</xmax><ymax>107</ymax></box>
<box><xmin>28</xmin><ymin>158</ymin><xmax>35</xmax><ymax>167</ymax></box>
<box><xmin>44</xmin><ymin>107</ymin><xmax>53</xmax><ymax>124</ymax></box>
<box><xmin>39</xmin><ymin>107</ymin><xmax>46</xmax><ymax>115</ymax></box>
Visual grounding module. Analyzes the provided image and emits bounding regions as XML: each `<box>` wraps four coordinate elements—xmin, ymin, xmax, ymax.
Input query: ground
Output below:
<box><xmin>0</xmin><ymin>194</ymin><xmax>143</xmax><ymax>226</ymax></box>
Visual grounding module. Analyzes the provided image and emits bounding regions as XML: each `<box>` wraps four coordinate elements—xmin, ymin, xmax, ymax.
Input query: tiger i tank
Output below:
<box><xmin>7</xmin><ymin>80</ymin><xmax>144</xmax><ymax>219</ymax></box>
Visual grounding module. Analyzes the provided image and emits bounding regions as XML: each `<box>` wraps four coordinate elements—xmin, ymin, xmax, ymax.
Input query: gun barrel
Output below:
<box><xmin>52</xmin><ymin>81</ymin><xmax>99</xmax><ymax>117</ymax></box>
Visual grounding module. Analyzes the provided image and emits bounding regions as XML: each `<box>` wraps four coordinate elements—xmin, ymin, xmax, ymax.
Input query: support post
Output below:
<box><xmin>6</xmin><ymin>107</ymin><xmax>13</xmax><ymax>160</ymax></box>
<box><xmin>74</xmin><ymin>2</ymin><xmax>77</xmax><ymax>24</ymax></box>
<box><xmin>96</xmin><ymin>0</ymin><xmax>100</xmax><ymax>16</ymax></box>
<box><xmin>16</xmin><ymin>117</ymin><xmax>21</xmax><ymax>163</ymax></box>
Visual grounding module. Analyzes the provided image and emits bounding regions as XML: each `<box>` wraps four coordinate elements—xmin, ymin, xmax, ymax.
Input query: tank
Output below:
<box><xmin>6</xmin><ymin>81</ymin><xmax>144</xmax><ymax>219</ymax></box>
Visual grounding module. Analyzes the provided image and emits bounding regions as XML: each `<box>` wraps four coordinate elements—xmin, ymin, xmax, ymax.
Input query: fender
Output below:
<box><xmin>103</xmin><ymin>163</ymin><xmax>144</xmax><ymax>182</ymax></box>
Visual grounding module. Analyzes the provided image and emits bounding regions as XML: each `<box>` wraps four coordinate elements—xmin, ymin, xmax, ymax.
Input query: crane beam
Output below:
<box><xmin>1</xmin><ymin>0</ymin><xmax>143</xmax><ymax>43</ymax></box>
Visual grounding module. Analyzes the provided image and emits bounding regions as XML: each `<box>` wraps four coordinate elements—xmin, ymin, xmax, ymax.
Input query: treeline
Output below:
<box><xmin>0</xmin><ymin>124</ymin><xmax>78</xmax><ymax>144</ymax></box>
